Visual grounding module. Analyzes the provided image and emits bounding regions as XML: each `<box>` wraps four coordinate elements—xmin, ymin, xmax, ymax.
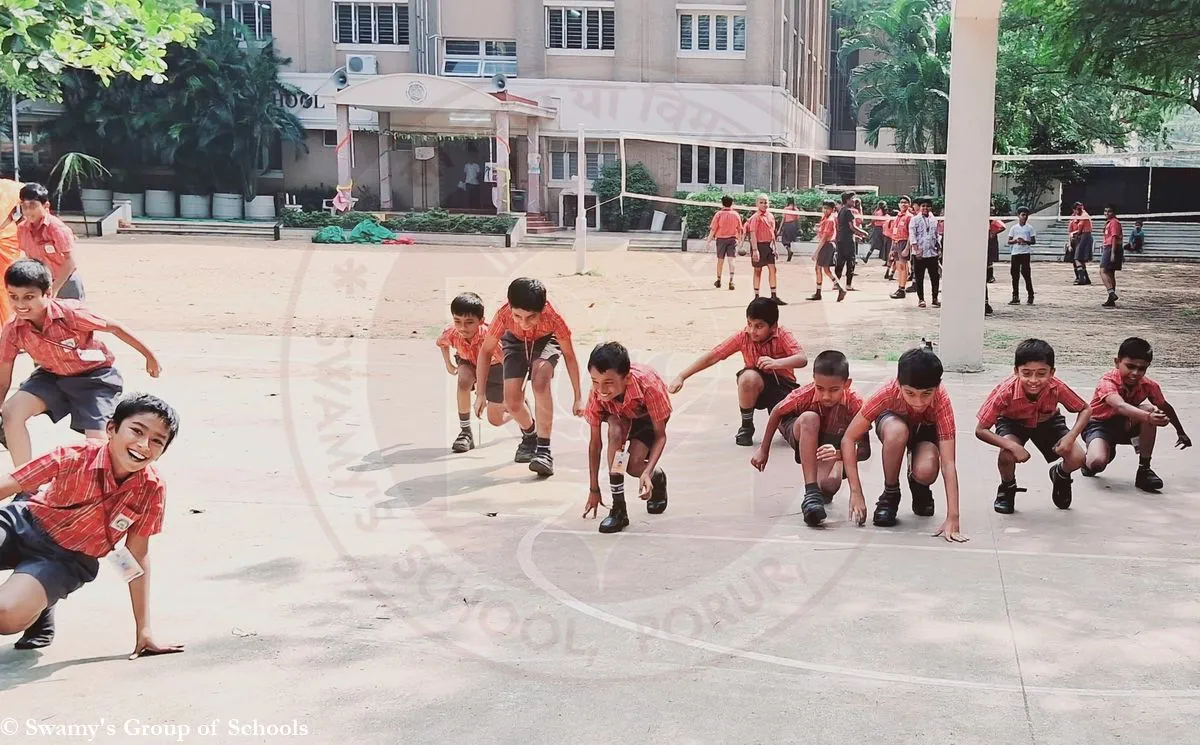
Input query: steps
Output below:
<box><xmin>524</xmin><ymin>213</ymin><xmax>558</xmax><ymax>235</ymax></box>
<box><xmin>1017</xmin><ymin>221</ymin><xmax>1200</xmax><ymax>262</ymax></box>
<box><xmin>118</xmin><ymin>218</ymin><xmax>280</xmax><ymax>240</ymax></box>
<box><xmin>627</xmin><ymin>232</ymin><xmax>686</xmax><ymax>252</ymax></box>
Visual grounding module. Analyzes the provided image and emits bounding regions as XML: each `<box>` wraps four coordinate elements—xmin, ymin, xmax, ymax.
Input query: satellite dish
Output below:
<box><xmin>491</xmin><ymin>73</ymin><xmax>508</xmax><ymax>91</ymax></box>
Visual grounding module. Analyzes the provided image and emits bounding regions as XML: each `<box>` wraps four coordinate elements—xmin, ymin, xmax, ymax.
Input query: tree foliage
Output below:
<box><xmin>594</xmin><ymin>161</ymin><xmax>658</xmax><ymax>232</ymax></box>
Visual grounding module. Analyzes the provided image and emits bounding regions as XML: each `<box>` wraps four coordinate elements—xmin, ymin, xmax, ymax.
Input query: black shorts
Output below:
<box><xmin>752</xmin><ymin>242</ymin><xmax>776</xmax><ymax>268</ymax></box>
<box><xmin>499</xmin><ymin>332</ymin><xmax>561</xmax><ymax>380</ymax></box>
<box><xmin>780</xmin><ymin>221</ymin><xmax>800</xmax><ymax>247</ymax></box>
<box><xmin>874</xmin><ymin>411</ymin><xmax>938</xmax><ymax>451</ymax></box>
<box><xmin>715</xmin><ymin>237</ymin><xmax>738</xmax><ymax>259</ymax></box>
<box><xmin>737</xmin><ymin>368</ymin><xmax>798</xmax><ymax>411</ymax></box>
<box><xmin>816</xmin><ymin>241</ymin><xmax>836</xmax><ymax>267</ymax></box>
<box><xmin>21</xmin><ymin>366</ymin><xmax>124</xmax><ymax>433</ymax></box>
<box><xmin>0</xmin><ymin>502</ymin><xmax>99</xmax><ymax>605</ymax></box>
<box><xmin>1074</xmin><ymin>233</ymin><xmax>1094</xmax><ymax>263</ymax></box>
<box><xmin>778</xmin><ymin>416</ymin><xmax>864</xmax><ymax>466</ymax></box>
<box><xmin>1099</xmin><ymin>245</ymin><xmax>1123</xmax><ymax>271</ymax></box>
<box><xmin>599</xmin><ymin>413</ymin><xmax>659</xmax><ymax>451</ymax></box>
<box><xmin>994</xmin><ymin>413</ymin><xmax>1070</xmax><ymax>462</ymax></box>
<box><xmin>456</xmin><ymin>356</ymin><xmax>505</xmax><ymax>404</ymax></box>
<box><xmin>1083</xmin><ymin>416</ymin><xmax>1140</xmax><ymax>446</ymax></box>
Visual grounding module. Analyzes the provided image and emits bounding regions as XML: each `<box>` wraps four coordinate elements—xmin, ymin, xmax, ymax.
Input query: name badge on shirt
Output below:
<box><xmin>107</xmin><ymin>546</ymin><xmax>144</xmax><ymax>583</ymax></box>
<box><xmin>43</xmin><ymin>243</ymin><xmax>56</xmax><ymax>254</ymax></box>
<box><xmin>110</xmin><ymin>512</ymin><xmax>134</xmax><ymax>533</ymax></box>
<box><xmin>78</xmin><ymin>348</ymin><xmax>107</xmax><ymax>362</ymax></box>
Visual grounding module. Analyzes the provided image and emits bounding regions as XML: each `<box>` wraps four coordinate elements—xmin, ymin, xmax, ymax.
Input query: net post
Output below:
<box><xmin>574</xmin><ymin>124</ymin><xmax>587</xmax><ymax>275</ymax></box>
<box><xmin>619</xmin><ymin>133</ymin><xmax>627</xmax><ymax>215</ymax></box>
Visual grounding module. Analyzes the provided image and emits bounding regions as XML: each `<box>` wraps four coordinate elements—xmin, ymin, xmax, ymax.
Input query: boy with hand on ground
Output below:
<box><xmin>750</xmin><ymin>350</ymin><xmax>870</xmax><ymax>527</ymax></box>
<box><xmin>744</xmin><ymin>194</ymin><xmax>786</xmax><ymax>305</ymax></box>
<box><xmin>582</xmin><ymin>342</ymin><xmax>671</xmax><ymax>535</ymax></box>
<box><xmin>841</xmin><ymin>347</ymin><xmax>967</xmax><ymax>542</ymax></box>
<box><xmin>706</xmin><ymin>195</ymin><xmax>743</xmax><ymax>290</ymax></box>
<box><xmin>1082</xmin><ymin>337</ymin><xmax>1190</xmax><ymax>490</ymax></box>
<box><xmin>14</xmin><ymin>183</ymin><xmax>86</xmax><ymax>300</ymax></box>
<box><xmin>436</xmin><ymin>292</ymin><xmax>510</xmax><ymax>453</ymax></box>
<box><xmin>0</xmin><ymin>393</ymin><xmax>183</xmax><ymax>656</ymax></box>
<box><xmin>475</xmin><ymin>277</ymin><xmax>582</xmax><ymax>477</ymax></box>
<box><xmin>669</xmin><ymin>298</ymin><xmax>807</xmax><ymax>446</ymax></box>
<box><xmin>808</xmin><ymin>201</ymin><xmax>847</xmax><ymax>302</ymax></box>
<box><xmin>975</xmin><ymin>339</ymin><xmax>1090</xmax><ymax>514</ymax></box>
<box><xmin>0</xmin><ymin>260</ymin><xmax>162</xmax><ymax>467</ymax></box>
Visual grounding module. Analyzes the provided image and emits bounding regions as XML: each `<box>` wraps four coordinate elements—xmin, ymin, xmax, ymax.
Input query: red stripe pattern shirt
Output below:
<box><xmin>485</xmin><ymin>301</ymin><xmax>573</xmax><ymax>344</ymax></box>
<box><xmin>710</xmin><ymin>326</ymin><xmax>804</xmax><ymax>383</ymax></box>
<box><xmin>584</xmin><ymin>363</ymin><xmax>672</xmax><ymax>425</ymax></box>
<box><xmin>437</xmin><ymin>324</ymin><xmax>501</xmax><ymax>366</ymax></box>
<box><xmin>709</xmin><ymin>208</ymin><xmax>743</xmax><ymax>239</ymax></box>
<box><xmin>0</xmin><ymin>299</ymin><xmax>115</xmax><ymax>375</ymax></box>
<box><xmin>1103</xmin><ymin>217</ymin><xmax>1123</xmax><ymax>248</ymax></box>
<box><xmin>775</xmin><ymin>383</ymin><xmax>864</xmax><ymax>435</ymax></box>
<box><xmin>860</xmin><ymin>378</ymin><xmax>957</xmax><ymax>441</ymax></box>
<box><xmin>893</xmin><ymin>211</ymin><xmax>913</xmax><ymax>241</ymax></box>
<box><xmin>1088</xmin><ymin>369</ymin><xmax>1167</xmax><ymax>421</ymax></box>
<box><xmin>745</xmin><ymin>210</ymin><xmax>776</xmax><ymax>244</ymax></box>
<box><xmin>16</xmin><ymin>213</ymin><xmax>76</xmax><ymax>282</ymax></box>
<box><xmin>816</xmin><ymin>214</ymin><xmax>836</xmax><ymax>244</ymax></box>
<box><xmin>976</xmin><ymin>375</ymin><xmax>1088</xmax><ymax>429</ymax></box>
<box><xmin>13</xmin><ymin>440</ymin><xmax>166</xmax><ymax>558</ymax></box>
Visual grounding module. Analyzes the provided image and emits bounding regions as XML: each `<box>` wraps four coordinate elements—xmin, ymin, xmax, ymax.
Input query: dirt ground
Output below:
<box><xmin>86</xmin><ymin>235</ymin><xmax>1200</xmax><ymax>367</ymax></box>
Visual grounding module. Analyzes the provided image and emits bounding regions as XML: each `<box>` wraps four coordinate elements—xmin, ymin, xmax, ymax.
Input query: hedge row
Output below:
<box><xmin>280</xmin><ymin>208</ymin><xmax>516</xmax><ymax>235</ymax></box>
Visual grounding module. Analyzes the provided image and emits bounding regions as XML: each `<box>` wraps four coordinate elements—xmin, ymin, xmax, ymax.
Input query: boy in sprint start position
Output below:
<box><xmin>582</xmin><ymin>342</ymin><xmax>671</xmax><ymax>535</ymax></box>
<box><xmin>436</xmin><ymin>292</ymin><xmax>510</xmax><ymax>453</ymax></box>
<box><xmin>669</xmin><ymin>298</ymin><xmax>807</xmax><ymax>446</ymax></box>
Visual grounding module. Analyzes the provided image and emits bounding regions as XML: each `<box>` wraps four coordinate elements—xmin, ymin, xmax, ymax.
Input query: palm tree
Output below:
<box><xmin>839</xmin><ymin>0</ymin><xmax>951</xmax><ymax>194</ymax></box>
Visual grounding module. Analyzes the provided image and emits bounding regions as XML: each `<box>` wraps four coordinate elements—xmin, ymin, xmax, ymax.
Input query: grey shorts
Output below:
<box><xmin>1083</xmin><ymin>416</ymin><xmax>1139</xmax><ymax>446</ymax></box>
<box><xmin>736</xmin><ymin>368</ymin><xmax>798</xmax><ymax>411</ymax></box>
<box><xmin>456</xmin><ymin>357</ymin><xmax>505</xmax><ymax>404</ymax></box>
<box><xmin>751</xmin><ymin>242</ymin><xmax>776</xmax><ymax>268</ymax></box>
<box><xmin>875</xmin><ymin>411</ymin><xmax>938</xmax><ymax>452</ymax></box>
<box><xmin>0</xmin><ymin>502</ymin><xmax>99</xmax><ymax>606</ymax></box>
<box><xmin>21</xmin><ymin>365</ymin><xmax>124</xmax><ymax>433</ymax></box>
<box><xmin>1074</xmin><ymin>233</ymin><xmax>1094</xmax><ymax>263</ymax></box>
<box><xmin>816</xmin><ymin>241</ymin><xmax>836</xmax><ymax>267</ymax></box>
<box><xmin>891</xmin><ymin>239</ymin><xmax>909</xmax><ymax>260</ymax></box>
<box><xmin>715</xmin><ymin>237</ymin><xmax>738</xmax><ymax>259</ymax></box>
<box><xmin>55</xmin><ymin>272</ymin><xmax>86</xmax><ymax>301</ymax></box>
<box><xmin>995</xmin><ymin>413</ymin><xmax>1070</xmax><ymax>462</ymax></box>
<box><xmin>499</xmin><ymin>331</ymin><xmax>561</xmax><ymax>381</ymax></box>
<box><xmin>1099</xmin><ymin>245</ymin><xmax>1122</xmax><ymax>271</ymax></box>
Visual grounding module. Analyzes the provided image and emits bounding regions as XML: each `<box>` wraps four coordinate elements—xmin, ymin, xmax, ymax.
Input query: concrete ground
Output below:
<box><xmin>1</xmin><ymin>240</ymin><xmax>1198</xmax><ymax>744</ymax></box>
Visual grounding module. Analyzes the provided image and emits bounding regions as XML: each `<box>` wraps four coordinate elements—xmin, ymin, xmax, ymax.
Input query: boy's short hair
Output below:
<box><xmin>587</xmin><ymin>341</ymin><xmax>631</xmax><ymax>375</ymax></box>
<box><xmin>1073</xmin><ymin>201</ymin><xmax>1084</xmax><ymax>209</ymax></box>
<box><xmin>1017</xmin><ymin>206</ymin><xmax>1030</xmax><ymax>215</ymax></box>
<box><xmin>897</xmin><ymin>347</ymin><xmax>943</xmax><ymax>390</ymax></box>
<box><xmin>875</xmin><ymin>200</ymin><xmax>887</xmax><ymax>210</ymax></box>
<box><xmin>821</xmin><ymin>200</ymin><xmax>836</xmax><ymax>209</ymax></box>
<box><xmin>899</xmin><ymin>195</ymin><xmax>911</xmax><ymax>203</ymax></box>
<box><xmin>507</xmin><ymin>277</ymin><xmax>547</xmax><ymax>313</ymax></box>
<box><xmin>113</xmin><ymin>393</ymin><xmax>181</xmax><ymax>449</ymax></box>
<box><xmin>812</xmin><ymin>350</ymin><xmax>850</xmax><ymax>379</ymax></box>
<box><xmin>745</xmin><ymin>297</ymin><xmax>779</xmax><ymax>326</ymax></box>
<box><xmin>720</xmin><ymin>195</ymin><xmax>733</xmax><ymax>207</ymax></box>
<box><xmin>1117</xmin><ymin>336</ymin><xmax>1152</xmax><ymax>363</ymax></box>
<box><xmin>1134</xmin><ymin>219</ymin><xmax>1144</xmax><ymax>225</ymax></box>
<box><xmin>840</xmin><ymin>191</ymin><xmax>855</xmax><ymax>204</ymax></box>
<box><xmin>450</xmin><ymin>291</ymin><xmax>486</xmax><ymax>319</ymax></box>
<box><xmin>18</xmin><ymin>183</ymin><xmax>50</xmax><ymax>204</ymax></box>
<box><xmin>1014</xmin><ymin>338</ymin><xmax>1055</xmax><ymax>368</ymax></box>
<box><xmin>1104</xmin><ymin>203</ymin><xmax>1118</xmax><ymax>213</ymax></box>
<box><xmin>5</xmin><ymin>258</ymin><xmax>51</xmax><ymax>292</ymax></box>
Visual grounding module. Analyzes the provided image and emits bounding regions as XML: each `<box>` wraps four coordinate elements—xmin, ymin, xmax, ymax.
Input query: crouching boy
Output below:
<box><xmin>436</xmin><ymin>292</ymin><xmax>510</xmax><ymax>452</ymax></box>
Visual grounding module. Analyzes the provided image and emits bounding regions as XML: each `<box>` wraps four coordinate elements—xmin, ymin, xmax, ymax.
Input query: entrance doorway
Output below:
<box><xmin>438</xmin><ymin>138</ymin><xmax>491</xmax><ymax>212</ymax></box>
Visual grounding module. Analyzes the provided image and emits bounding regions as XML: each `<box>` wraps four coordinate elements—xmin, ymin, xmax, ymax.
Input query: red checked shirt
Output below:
<box><xmin>1104</xmin><ymin>217</ymin><xmax>1123</xmax><ymax>248</ymax></box>
<box><xmin>13</xmin><ymin>440</ymin><xmax>166</xmax><ymax>558</ymax></box>
<box><xmin>976</xmin><ymin>375</ymin><xmax>1088</xmax><ymax>429</ymax></box>
<box><xmin>437</xmin><ymin>324</ymin><xmax>502</xmax><ymax>366</ymax></box>
<box><xmin>1088</xmin><ymin>369</ymin><xmax>1167</xmax><ymax>422</ymax></box>
<box><xmin>710</xmin><ymin>326</ymin><xmax>804</xmax><ymax>383</ymax></box>
<box><xmin>860</xmin><ymin>378</ymin><xmax>957</xmax><ymax>440</ymax></box>
<box><xmin>745</xmin><ymin>210</ymin><xmax>776</xmax><ymax>244</ymax></box>
<box><xmin>584</xmin><ymin>363</ymin><xmax>672</xmax><ymax>425</ymax></box>
<box><xmin>0</xmin><ymin>299</ymin><xmax>115</xmax><ymax>375</ymax></box>
<box><xmin>816</xmin><ymin>213</ymin><xmax>836</xmax><ymax>244</ymax></box>
<box><xmin>893</xmin><ymin>211</ymin><xmax>912</xmax><ymax>241</ymax></box>
<box><xmin>775</xmin><ymin>383</ymin><xmax>864</xmax><ymax>435</ymax></box>
<box><xmin>709</xmin><ymin>208</ymin><xmax>743</xmax><ymax>239</ymax></box>
<box><xmin>485</xmin><ymin>300</ymin><xmax>573</xmax><ymax>344</ymax></box>
<box><xmin>17</xmin><ymin>213</ymin><xmax>76</xmax><ymax>282</ymax></box>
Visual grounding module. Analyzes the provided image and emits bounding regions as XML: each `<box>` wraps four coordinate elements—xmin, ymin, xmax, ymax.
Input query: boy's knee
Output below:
<box><xmin>879</xmin><ymin>418</ymin><xmax>909</xmax><ymax>444</ymax></box>
<box><xmin>0</xmin><ymin>399</ymin><xmax>28</xmax><ymax>423</ymax></box>
<box><xmin>1084</xmin><ymin>454</ymin><xmax>1108</xmax><ymax>472</ymax></box>
<box><xmin>0</xmin><ymin>606</ymin><xmax>33</xmax><ymax>636</ymax></box>
<box><xmin>456</xmin><ymin>374</ymin><xmax>474</xmax><ymax>392</ymax></box>
<box><xmin>486</xmin><ymin>411</ymin><xmax>506</xmax><ymax>427</ymax></box>
<box><xmin>738</xmin><ymin>371</ymin><xmax>763</xmax><ymax>392</ymax></box>
<box><xmin>797</xmin><ymin>410</ymin><xmax>821</xmax><ymax>432</ymax></box>
<box><xmin>530</xmin><ymin>364</ymin><xmax>553</xmax><ymax>391</ymax></box>
<box><xmin>819</xmin><ymin>478</ymin><xmax>841</xmax><ymax>497</ymax></box>
<box><xmin>912</xmin><ymin>461</ymin><xmax>939</xmax><ymax>485</ymax></box>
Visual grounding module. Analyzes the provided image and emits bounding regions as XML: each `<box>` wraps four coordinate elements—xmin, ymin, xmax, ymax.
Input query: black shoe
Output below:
<box><xmin>646</xmin><ymin>469</ymin><xmax>668</xmax><ymax>514</ymax></box>
<box><xmin>714</xmin><ymin>279</ymin><xmax>722</xmax><ymax>288</ymax></box>
<box><xmin>985</xmin><ymin>303</ymin><xmax>994</xmax><ymax>316</ymax></box>
<box><xmin>514</xmin><ymin>432</ymin><xmax>537</xmax><ymax>463</ymax></box>
<box><xmin>801</xmin><ymin>488</ymin><xmax>827</xmax><ymax>527</ymax></box>
<box><xmin>529</xmin><ymin>449</ymin><xmax>554</xmax><ymax>477</ymax></box>
<box><xmin>1008</xmin><ymin>296</ymin><xmax>1021</xmax><ymax>305</ymax></box>
<box><xmin>909</xmin><ymin>476</ymin><xmax>935</xmax><ymax>517</ymax></box>
<box><xmin>1080</xmin><ymin>465</ymin><xmax>1096</xmax><ymax>478</ymax></box>
<box><xmin>14</xmin><ymin>607</ymin><xmax>55</xmax><ymax>650</ymax></box>
<box><xmin>837</xmin><ymin>287</ymin><xmax>847</xmax><ymax>302</ymax></box>
<box><xmin>1102</xmin><ymin>295</ymin><xmax>1117</xmax><ymax>308</ymax></box>
<box><xmin>1050</xmin><ymin>466</ymin><xmax>1073</xmax><ymax>509</ymax></box>
<box><xmin>729</xmin><ymin>280</ymin><xmax>735</xmax><ymax>291</ymax></box>
<box><xmin>735</xmin><ymin>425</ymin><xmax>755</xmax><ymax>446</ymax></box>
<box><xmin>807</xmin><ymin>290</ymin><xmax>823</xmax><ymax>301</ymax></box>
<box><xmin>1135</xmin><ymin>466</ymin><xmax>1163</xmax><ymax>492</ymax></box>
<box><xmin>890</xmin><ymin>288</ymin><xmax>906</xmax><ymax>299</ymax></box>
<box><xmin>993</xmin><ymin>481</ymin><xmax>1025</xmax><ymax>514</ymax></box>
<box><xmin>905</xmin><ymin>283</ymin><xmax>917</xmax><ymax>293</ymax></box>
<box><xmin>1026</xmin><ymin>294</ymin><xmax>1034</xmax><ymax>305</ymax></box>
<box><xmin>786</xmin><ymin>248</ymin><xmax>794</xmax><ymax>261</ymax></box>
<box><xmin>773</xmin><ymin>295</ymin><xmax>788</xmax><ymax>306</ymax></box>
<box><xmin>599</xmin><ymin>501</ymin><xmax>629</xmax><ymax>534</ymax></box>
<box><xmin>873</xmin><ymin>488</ymin><xmax>901</xmax><ymax>527</ymax></box>
<box><xmin>451</xmin><ymin>429</ymin><xmax>474</xmax><ymax>453</ymax></box>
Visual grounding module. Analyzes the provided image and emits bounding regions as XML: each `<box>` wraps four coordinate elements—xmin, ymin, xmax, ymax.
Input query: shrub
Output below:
<box><xmin>279</xmin><ymin>208</ymin><xmax>516</xmax><ymax>234</ymax></box>
<box><xmin>593</xmin><ymin>160</ymin><xmax>659</xmax><ymax>232</ymax></box>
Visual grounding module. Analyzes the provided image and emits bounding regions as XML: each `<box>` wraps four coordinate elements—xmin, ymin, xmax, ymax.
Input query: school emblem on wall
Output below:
<box><xmin>406</xmin><ymin>81</ymin><xmax>428</xmax><ymax>105</ymax></box>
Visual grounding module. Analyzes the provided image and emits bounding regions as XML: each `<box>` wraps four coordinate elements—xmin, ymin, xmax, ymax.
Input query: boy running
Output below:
<box><xmin>779</xmin><ymin>197</ymin><xmax>801</xmax><ymax>262</ymax></box>
<box><xmin>476</xmin><ymin>278</ymin><xmax>583</xmax><ymax>477</ymax></box>
<box><xmin>436</xmin><ymin>292</ymin><xmax>510</xmax><ymax>453</ymax></box>
<box><xmin>808</xmin><ymin>201</ymin><xmax>847</xmax><ymax>302</ymax></box>
<box><xmin>582</xmin><ymin>342</ymin><xmax>671</xmax><ymax>535</ymax></box>
<box><xmin>15</xmin><ymin>183</ymin><xmax>86</xmax><ymax>300</ymax></box>
<box><xmin>706</xmin><ymin>195</ymin><xmax>743</xmax><ymax>290</ymax></box>
<box><xmin>975</xmin><ymin>339</ymin><xmax>1090</xmax><ymax>513</ymax></box>
<box><xmin>834</xmin><ymin>191</ymin><xmax>869</xmax><ymax>290</ymax></box>
<box><xmin>744</xmin><ymin>194</ymin><xmax>786</xmax><ymax>305</ymax></box>
<box><xmin>841</xmin><ymin>346</ymin><xmax>967</xmax><ymax>542</ymax></box>
<box><xmin>669</xmin><ymin>298</ymin><xmax>807</xmax><ymax>446</ymax></box>
<box><xmin>750</xmin><ymin>350</ymin><xmax>870</xmax><ymax>527</ymax></box>
<box><xmin>864</xmin><ymin>201</ymin><xmax>889</xmax><ymax>264</ymax></box>
<box><xmin>1007</xmin><ymin>207</ymin><xmax>1036</xmax><ymax>305</ymax></box>
<box><xmin>1081</xmin><ymin>337</ymin><xmax>1190</xmax><ymax>490</ymax></box>
<box><xmin>1100</xmin><ymin>204</ymin><xmax>1124</xmax><ymax>308</ymax></box>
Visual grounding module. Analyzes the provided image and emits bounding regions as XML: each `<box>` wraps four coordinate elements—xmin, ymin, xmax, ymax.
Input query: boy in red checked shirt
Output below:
<box><xmin>743</xmin><ymin>194</ymin><xmax>786</xmax><ymax>305</ymax></box>
<box><xmin>1081</xmin><ymin>337</ymin><xmax>1190</xmax><ymax>491</ymax></box>
<box><xmin>581</xmin><ymin>342</ymin><xmax>671</xmax><ymax>535</ymax></box>
<box><xmin>889</xmin><ymin>197</ymin><xmax>913</xmax><ymax>298</ymax></box>
<box><xmin>808</xmin><ymin>201</ymin><xmax>847</xmax><ymax>302</ymax></box>
<box><xmin>475</xmin><ymin>277</ymin><xmax>582</xmax><ymax>478</ymax></box>
<box><xmin>436</xmin><ymin>292</ymin><xmax>511</xmax><ymax>453</ymax></box>
<box><xmin>1099</xmin><ymin>204</ymin><xmax>1124</xmax><ymax>308</ymax></box>
<box><xmin>669</xmin><ymin>297</ymin><xmax>807</xmax><ymax>447</ymax></box>
<box><xmin>14</xmin><ymin>183</ymin><xmax>86</xmax><ymax>300</ymax></box>
<box><xmin>0</xmin><ymin>393</ymin><xmax>183</xmax><ymax>657</ymax></box>
<box><xmin>0</xmin><ymin>260</ymin><xmax>162</xmax><ymax>468</ymax></box>
<box><xmin>751</xmin><ymin>350</ymin><xmax>870</xmax><ymax>527</ymax></box>
<box><xmin>975</xmin><ymin>339</ymin><xmax>1090</xmax><ymax>514</ymax></box>
<box><xmin>841</xmin><ymin>346</ymin><xmax>967</xmax><ymax>542</ymax></box>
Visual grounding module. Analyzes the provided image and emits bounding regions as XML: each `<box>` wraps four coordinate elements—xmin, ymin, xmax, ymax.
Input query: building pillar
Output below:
<box><xmin>335</xmin><ymin>104</ymin><xmax>352</xmax><ymax>192</ymax></box>
<box><xmin>526</xmin><ymin>119</ymin><xmax>542</xmax><ymax>214</ymax></box>
<box><xmin>939</xmin><ymin>1</ymin><xmax>1001</xmax><ymax>372</ymax></box>
<box><xmin>493</xmin><ymin>111</ymin><xmax>512</xmax><ymax>213</ymax></box>
<box><xmin>377</xmin><ymin>112</ymin><xmax>393</xmax><ymax>210</ymax></box>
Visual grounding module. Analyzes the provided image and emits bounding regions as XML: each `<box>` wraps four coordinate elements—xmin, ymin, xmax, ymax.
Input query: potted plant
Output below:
<box><xmin>50</xmin><ymin>153</ymin><xmax>110</xmax><ymax>232</ymax></box>
<box><xmin>178</xmin><ymin>173</ymin><xmax>212</xmax><ymax>219</ymax></box>
<box><xmin>110</xmin><ymin>169</ymin><xmax>146</xmax><ymax>217</ymax></box>
<box><xmin>244</xmin><ymin>193</ymin><xmax>277</xmax><ymax>220</ymax></box>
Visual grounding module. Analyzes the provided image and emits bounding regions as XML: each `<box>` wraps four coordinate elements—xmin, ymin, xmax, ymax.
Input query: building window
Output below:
<box><xmin>549</xmin><ymin>139</ymin><xmax>618</xmax><ymax>181</ymax></box>
<box><xmin>199</xmin><ymin>0</ymin><xmax>273</xmax><ymax>40</ymax></box>
<box><xmin>678</xmin><ymin>11</ymin><xmax>745</xmax><ymax>54</ymax></box>
<box><xmin>333</xmin><ymin>2</ymin><xmax>410</xmax><ymax>45</ymax></box>
<box><xmin>679</xmin><ymin>144</ymin><xmax>745</xmax><ymax>187</ymax></box>
<box><xmin>545</xmin><ymin>6</ymin><xmax>615</xmax><ymax>52</ymax></box>
<box><xmin>323</xmin><ymin>130</ymin><xmax>338</xmax><ymax>147</ymax></box>
<box><xmin>442</xmin><ymin>39</ymin><xmax>518</xmax><ymax>77</ymax></box>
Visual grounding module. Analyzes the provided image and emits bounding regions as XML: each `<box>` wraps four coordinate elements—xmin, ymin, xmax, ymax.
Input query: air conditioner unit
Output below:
<box><xmin>346</xmin><ymin>54</ymin><xmax>378</xmax><ymax>75</ymax></box>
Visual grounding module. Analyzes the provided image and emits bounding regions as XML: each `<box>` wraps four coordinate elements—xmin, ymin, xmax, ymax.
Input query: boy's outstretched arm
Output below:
<box><xmin>558</xmin><ymin>336</ymin><xmax>583</xmax><ymax>416</ymax></box>
<box><xmin>840</xmin><ymin>413</ymin><xmax>871</xmax><ymax>525</ymax></box>
<box><xmin>934</xmin><ymin>438</ymin><xmax>968</xmax><ymax>543</ymax></box>
<box><xmin>440</xmin><ymin>346</ymin><xmax>457</xmax><ymax>375</ymax></box>
<box><xmin>669</xmin><ymin>352</ymin><xmax>720</xmax><ymax>393</ymax></box>
<box><xmin>751</xmin><ymin>406</ymin><xmax>787</xmax><ymax>471</ymax></box>
<box><xmin>125</xmin><ymin>533</ymin><xmax>184</xmax><ymax>660</ymax></box>
<box><xmin>583</xmin><ymin>422</ymin><xmax>605</xmax><ymax>518</ymax></box>
<box><xmin>474</xmin><ymin>336</ymin><xmax>500</xmax><ymax>400</ymax></box>
<box><xmin>1159</xmin><ymin>400</ymin><xmax>1191</xmax><ymax>448</ymax></box>
<box><xmin>104</xmin><ymin>320</ymin><xmax>162</xmax><ymax>377</ymax></box>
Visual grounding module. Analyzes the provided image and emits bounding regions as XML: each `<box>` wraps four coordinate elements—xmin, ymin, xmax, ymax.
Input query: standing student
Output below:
<box><xmin>986</xmin><ymin>205</ymin><xmax>1005</xmax><ymax>284</ymax></box>
<box><xmin>1100</xmin><ymin>204</ymin><xmax>1124</xmax><ymax>308</ymax></box>
<box><xmin>706</xmin><ymin>195</ymin><xmax>744</xmax><ymax>290</ymax></box>
<box><xmin>436</xmin><ymin>292</ymin><xmax>511</xmax><ymax>453</ymax></box>
<box><xmin>1068</xmin><ymin>202</ymin><xmax>1094</xmax><ymax>285</ymax></box>
<box><xmin>669</xmin><ymin>298</ymin><xmax>807</xmax><ymax>446</ymax></box>
<box><xmin>808</xmin><ymin>201</ymin><xmax>847</xmax><ymax>302</ymax></box>
<box><xmin>14</xmin><ymin>184</ymin><xmax>85</xmax><ymax>300</ymax></box>
<box><xmin>744</xmin><ymin>194</ymin><xmax>786</xmax><ymax>304</ymax></box>
<box><xmin>1006</xmin><ymin>207</ymin><xmax>1036</xmax><ymax>305</ymax></box>
<box><xmin>1128</xmin><ymin>219</ymin><xmax>1145</xmax><ymax>253</ymax></box>
<box><xmin>0</xmin><ymin>176</ymin><xmax>23</xmax><ymax>322</ymax></box>
<box><xmin>778</xmin><ymin>197</ymin><xmax>802</xmax><ymax>262</ymax></box>
<box><xmin>834</xmin><ymin>191</ymin><xmax>869</xmax><ymax>290</ymax></box>
<box><xmin>864</xmin><ymin>200</ymin><xmax>889</xmax><ymax>264</ymax></box>
<box><xmin>475</xmin><ymin>278</ymin><xmax>583</xmax><ymax>477</ymax></box>
<box><xmin>908</xmin><ymin>199</ymin><xmax>941</xmax><ymax>308</ymax></box>
<box><xmin>889</xmin><ymin>197</ymin><xmax>914</xmax><ymax>299</ymax></box>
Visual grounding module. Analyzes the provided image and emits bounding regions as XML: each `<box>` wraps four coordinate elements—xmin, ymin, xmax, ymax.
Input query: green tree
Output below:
<box><xmin>594</xmin><ymin>161</ymin><xmax>658</xmax><ymax>232</ymax></box>
<box><xmin>0</xmin><ymin>0</ymin><xmax>210</xmax><ymax>100</ymax></box>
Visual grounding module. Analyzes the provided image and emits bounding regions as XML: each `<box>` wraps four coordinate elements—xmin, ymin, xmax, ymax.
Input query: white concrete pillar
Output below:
<box><xmin>939</xmin><ymin>1</ymin><xmax>1001</xmax><ymax>372</ymax></box>
<box><xmin>335</xmin><ymin>104</ymin><xmax>352</xmax><ymax>191</ymax></box>
<box><xmin>526</xmin><ymin>119</ymin><xmax>542</xmax><ymax>214</ymax></box>
<box><xmin>494</xmin><ymin>111</ymin><xmax>511</xmax><ymax>213</ymax></box>
<box><xmin>377</xmin><ymin>112</ymin><xmax>392</xmax><ymax>210</ymax></box>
